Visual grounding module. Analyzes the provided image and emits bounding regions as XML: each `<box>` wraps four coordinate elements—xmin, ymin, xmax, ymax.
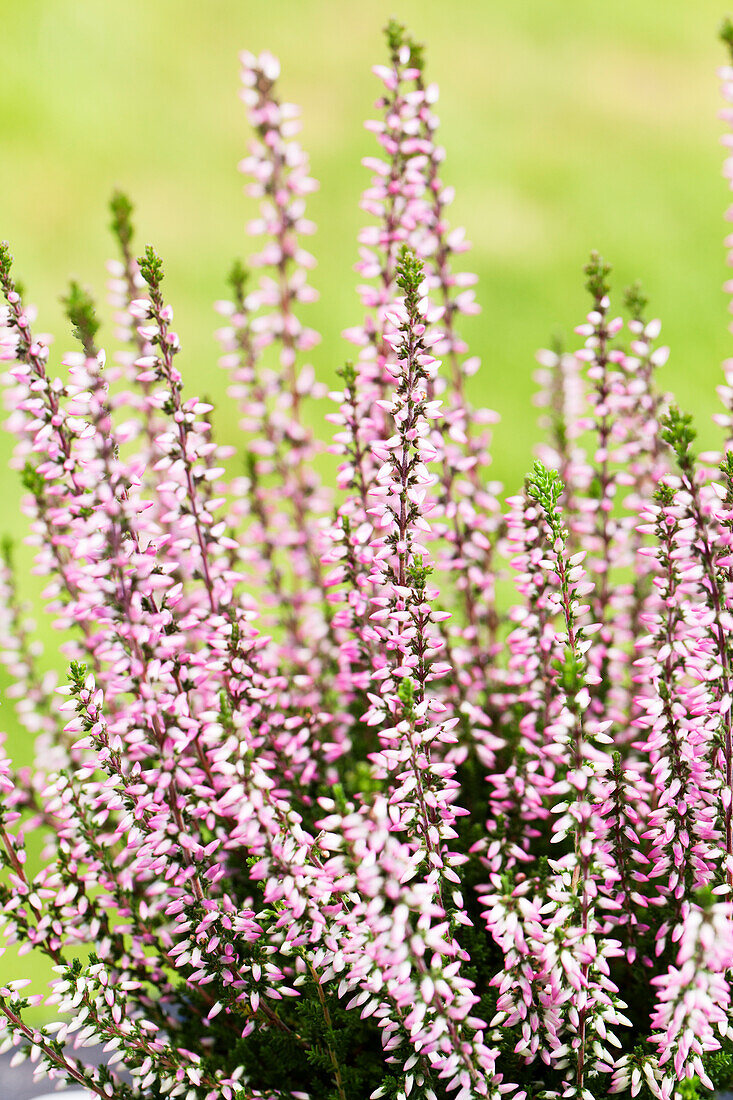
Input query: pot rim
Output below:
<box><xmin>29</xmin><ymin>1092</ymin><xmax>91</xmax><ymax>1099</ymax></box>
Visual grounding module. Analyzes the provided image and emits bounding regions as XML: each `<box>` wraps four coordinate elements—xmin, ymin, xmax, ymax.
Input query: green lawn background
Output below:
<box><xmin>0</xmin><ymin>0</ymin><xmax>732</xmax><ymax>1001</ymax></box>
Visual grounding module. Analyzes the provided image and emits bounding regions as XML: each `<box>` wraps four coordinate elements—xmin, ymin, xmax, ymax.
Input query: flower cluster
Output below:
<box><xmin>2</xmin><ymin>17</ymin><xmax>733</xmax><ymax>1100</ymax></box>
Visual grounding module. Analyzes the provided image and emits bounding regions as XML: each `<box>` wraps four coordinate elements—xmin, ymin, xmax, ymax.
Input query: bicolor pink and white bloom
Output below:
<box><xmin>2</xmin><ymin>17</ymin><xmax>733</xmax><ymax>1100</ymax></box>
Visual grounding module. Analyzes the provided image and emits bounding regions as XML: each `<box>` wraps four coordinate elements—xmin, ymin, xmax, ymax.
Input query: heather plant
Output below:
<box><xmin>4</xmin><ymin>16</ymin><xmax>733</xmax><ymax>1100</ymax></box>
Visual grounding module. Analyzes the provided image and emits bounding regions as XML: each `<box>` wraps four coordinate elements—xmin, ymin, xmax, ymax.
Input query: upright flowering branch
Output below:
<box><xmin>0</xmin><ymin>246</ymin><xmax>114</xmax><ymax>686</ymax></box>
<box><xmin>481</xmin><ymin>490</ymin><xmax>558</xmax><ymax>875</ymax></box>
<box><xmin>327</xmin><ymin>257</ymin><xmax>495</xmax><ymax>1097</ymax></box>
<box><xmin>390</xmin><ymin>22</ymin><xmax>482</xmax><ymax>405</ymax></box>
<box><xmin>338</xmin><ymin>22</ymin><xmax>430</xmax><ymax>593</ymax></box>
<box><xmin>106</xmin><ymin>191</ymin><xmax>163</xmax><ymax>471</ymax></box>
<box><xmin>0</xmin><ymin>285</ymin><xmax>106</xmax><ymax>757</ymax></box>
<box><xmin>136</xmin><ymin>245</ymin><xmax>223</xmax><ymax>614</ymax></box>
<box><xmin>613</xmin><ymin>286</ymin><xmax>671</xmax><ymax>730</ymax></box>
<box><xmin>220</xmin><ymin>51</ymin><xmax>332</xmax><ymax>649</ymax></box>
<box><xmin>59</xmin><ymin>261</ymin><xmax>251</xmax><ymax>897</ymax></box>
<box><xmin>363</xmin><ymin>248</ymin><xmax>460</xmax><ymax>902</ymax></box>
<box><xmin>343</xmin><ymin>21</ymin><xmax>504</xmax><ymax>693</ymax></box>
<box><xmin>622</xmin><ymin>283</ymin><xmax>668</xmax><ymax>480</ymax></box>
<box><xmin>572</xmin><ymin>255</ymin><xmax>624</xmax><ymax>714</ymax></box>
<box><xmin>567</xmin><ymin>262</ymin><xmax>672</xmax><ymax>737</ymax></box>
<box><xmin>237</xmin><ymin>55</ymin><xmax>322</xmax><ymax>490</ymax></box>
<box><xmin>648</xmin><ymin>896</ymin><xmax>733</xmax><ymax>1097</ymax></box>
<box><xmin>661</xmin><ymin>407</ymin><xmax>733</xmax><ymax>887</ymax></box>
<box><xmin>216</xmin><ymin>262</ymin><xmax>303</xmax><ymax>628</ymax></box>
<box><xmin>526</xmin><ymin>461</ymin><xmax>626</xmax><ymax>1099</ymax></box>
<box><xmin>719</xmin><ymin>19</ymin><xmax>733</xmax><ymax>444</ymax></box>
<box><xmin>238</xmin><ymin>50</ymin><xmax>320</xmax><ymax>405</ymax></box>
<box><xmin>325</xmin><ymin>359</ymin><xmax>383</xmax><ymax>698</ymax></box>
<box><xmin>0</xmin><ymin>539</ymin><xmax>57</xmax><ymax>747</ymax></box>
<box><xmin>109</xmin><ymin>192</ymin><xmax>146</xmax><ymax>352</ymax></box>
<box><xmin>634</xmin><ymin>481</ymin><xmax>721</xmax><ymax>927</ymax></box>
<box><xmin>388</xmin><ymin>24</ymin><xmax>504</xmax><ymax>665</ymax></box>
<box><xmin>0</xmin><ymin>246</ymin><xmax>84</xmax><ymax>492</ymax></box>
<box><xmin>327</xmin><ymin>795</ymin><xmax>499</xmax><ymax>1100</ymax></box>
<box><xmin>597</xmin><ymin>752</ymin><xmax>651</xmax><ymax>956</ymax></box>
<box><xmin>410</xmin><ymin>52</ymin><xmax>479</xmax><ymax>400</ymax></box>
<box><xmin>352</xmin><ymin>22</ymin><xmax>425</xmax><ymax>373</ymax></box>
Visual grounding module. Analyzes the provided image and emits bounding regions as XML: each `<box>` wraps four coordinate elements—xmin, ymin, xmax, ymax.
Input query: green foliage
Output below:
<box><xmin>384</xmin><ymin>18</ymin><xmax>408</xmax><ymax>60</ymax></box>
<box><xmin>653</xmin><ymin>481</ymin><xmax>676</xmax><ymax>507</ymax></box>
<box><xmin>661</xmin><ymin>405</ymin><xmax>696</xmax><ymax>474</ymax></box>
<box><xmin>0</xmin><ymin>241</ymin><xmax>14</xmax><ymax>284</ymax></box>
<box><xmin>337</xmin><ymin>697</ymin><xmax>386</xmax><ymax>800</ymax></box>
<box><xmin>406</xmin><ymin>560</ymin><xmax>432</xmax><ymax>593</ymax></box>
<box><xmin>0</xmin><ymin>535</ymin><xmax>12</xmax><ymax>575</ymax></box>
<box><xmin>700</xmin><ymin>1040</ymin><xmax>733</xmax><ymax>1092</ymax></box>
<box><xmin>720</xmin><ymin>449</ymin><xmax>733</xmax><ymax>509</ymax></box>
<box><xmin>722</xmin><ymin>15</ymin><xmax>733</xmax><ymax>62</ymax></box>
<box><xmin>340</xmin><ymin>758</ymin><xmax>384</xmax><ymax>799</ymax></box>
<box><xmin>384</xmin><ymin>17</ymin><xmax>424</xmax><ymax>72</ymax></box>
<box><xmin>722</xmin><ymin>450</ymin><xmax>733</xmax><ymax>479</ymax></box>
<box><xmin>526</xmin><ymin>459</ymin><xmax>564</xmax><ymax>535</ymax></box>
<box><xmin>555</xmin><ymin>647</ymin><xmax>585</xmax><ymax>697</ymax></box>
<box><xmin>397</xmin><ymin>675</ymin><xmax>416</xmax><ymax>720</ymax></box>
<box><xmin>20</xmin><ymin>460</ymin><xmax>45</xmax><ymax>499</ymax></box>
<box><xmin>109</xmin><ymin>190</ymin><xmax>134</xmax><ymax>253</ymax></box>
<box><xmin>138</xmin><ymin>243</ymin><xmax>165</xmax><ymax>291</ymax></box>
<box><xmin>67</xmin><ymin>660</ymin><xmax>87</xmax><ymax>694</ymax></box>
<box><xmin>338</xmin><ymin>360</ymin><xmax>357</xmax><ymax>390</ymax></box>
<box><xmin>544</xmin><ymin>333</ymin><xmax>569</xmax><ymax>455</ymax></box>
<box><xmin>623</xmin><ymin>280</ymin><xmax>648</xmax><ymax>322</ymax></box>
<box><xmin>584</xmin><ymin>249</ymin><xmax>611</xmax><ymax>303</ymax></box>
<box><xmin>67</xmin><ymin>661</ymin><xmax>97</xmax><ymax>734</ymax></box>
<box><xmin>0</xmin><ymin>241</ymin><xmax>21</xmax><ymax>300</ymax></box>
<box><xmin>694</xmin><ymin>884</ymin><xmax>716</xmax><ymax>910</ymax></box>
<box><xmin>228</xmin><ymin>257</ymin><xmax>248</xmax><ymax>306</ymax></box>
<box><xmin>405</xmin><ymin>28</ymin><xmax>425</xmax><ymax>73</ymax></box>
<box><xmin>169</xmin><ymin>902</ymin><xmax>393</xmax><ymax>1100</ymax></box>
<box><xmin>61</xmin><ymin>279</ymin><xmax>100</xmax><ymax>357</ymax></box>
<box><xmin>395</xmin><ymin>245</ymin><xmax>424</xmax><ymax>311</ymax></box>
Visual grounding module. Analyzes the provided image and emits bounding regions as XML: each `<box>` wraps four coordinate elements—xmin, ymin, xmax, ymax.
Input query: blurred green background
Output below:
<box><xmin>2</xmin><ymin>0</ymin><xmax>732</xmax><ymax>504</ymax></box>
<box><xmin>0</xmin><ymin>0</ymin><xmax>732</xmax><ymax>999</ymax></box>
